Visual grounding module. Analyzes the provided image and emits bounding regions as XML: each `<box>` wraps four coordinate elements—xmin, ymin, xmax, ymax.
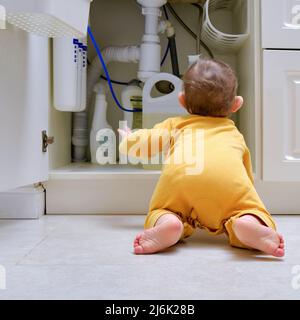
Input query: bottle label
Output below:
<box><xmin>130</xmin><ymin>96</ymin><xmax>143</xmax><ymax>130</ymax></box>
<box><xmin>130</xmin><ymin>96</ymin><xmax>142</xmax><ymax>109</ymax></box>
<box><xmin>98</xmin><ymin>135</ymin><xmax>109</xmax><ymax>157</ymax></box>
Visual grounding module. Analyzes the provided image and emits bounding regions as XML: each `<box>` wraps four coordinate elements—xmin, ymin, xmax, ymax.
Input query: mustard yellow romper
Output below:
<box><xmin>119</xmin><ymin>115</ymin><xmax>276</xmax><ymax>249</ymax></box>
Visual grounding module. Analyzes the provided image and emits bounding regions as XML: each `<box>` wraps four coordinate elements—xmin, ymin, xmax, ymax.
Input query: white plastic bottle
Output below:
<box><xmin>121</xmin><ymin>80</ymin><xmax>143</xmax><ymax>130</ymax></box>
<box><xmin>142</xmin><ymin>72</ymin><xmax>187</xmax><ymax>170</ymax></box>
<box><xmin>142</xmin><ymin>72</ymin><xmax>187</xmax><ymax>129</ymax></box>
<box><xmin>90</xmin><ymin>83</ymin><xmax>113</xmax><ymax>164</ymax></box>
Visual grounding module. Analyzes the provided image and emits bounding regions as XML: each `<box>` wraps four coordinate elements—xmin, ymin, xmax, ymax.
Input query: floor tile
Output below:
<box><xmin>0</xmin><ymin>215</ymin><xmax>299</xmax><ymax>299</ymax></box>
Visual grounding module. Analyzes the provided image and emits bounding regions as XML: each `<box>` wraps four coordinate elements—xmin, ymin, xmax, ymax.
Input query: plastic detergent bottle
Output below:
<box><xmin>90</xmin><ymin>83</ymin><xmax>113</xmax><ymax>164</ymax></box>
<box><xmin>142</xmin><ymin>73</ymin><xmax>188</xmax><ymax>169</ymax></box>
<box><xmin>121</xmin><ymin>80</ymin><xmax>143</xmax><ymax>130</ymax></box>
<box><xmin>142</xmin><ymin>72</ymin><xmax>187</xmax><ymax>129</ymax></box>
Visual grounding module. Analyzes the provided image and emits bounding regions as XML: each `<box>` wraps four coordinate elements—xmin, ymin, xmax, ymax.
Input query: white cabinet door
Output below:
<box><xmin>263</xmin><ymin>50</ymin><xmax>300</xmax><ymax>181</ymax></box>
<box><xmin>262</xmin><ymin>0</ymin><xmax>300</xmax><ymax>49</ymax></box>
<box><xmin>0</xmin><ymin>25</ymin><xmax>50</xmax><ymax>192</ymax></box>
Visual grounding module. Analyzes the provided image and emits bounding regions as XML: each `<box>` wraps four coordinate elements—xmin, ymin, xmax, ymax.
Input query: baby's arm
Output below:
<box><xmin>118</xmin><ymin>118</ymin><xmax>173</xmax><ymax>159</ymax></box>
<box><xmin>243</xmin><ymin>146</ymin><xmax>254</xmax><ymax>184</ymax></box>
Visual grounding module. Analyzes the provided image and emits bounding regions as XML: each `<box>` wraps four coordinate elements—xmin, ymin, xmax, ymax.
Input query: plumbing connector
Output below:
<box><xmin>158</xmin><ymin>20</ymin><xmax>175</xmax><ymax>38</ymax></box>
<box><xmin>137</xmin><ymin>0</ymin><xmax>167</xmax><ymax>82</ymax></box>
<box><xmin>137</xmin><ymin>0</ymin><xmax>167</xmax><ymax>9</ymax></box>
<box><xmin>188</xmin><ymin>54</ymin><xmax>203</xmax><ymax>66</ymax></box>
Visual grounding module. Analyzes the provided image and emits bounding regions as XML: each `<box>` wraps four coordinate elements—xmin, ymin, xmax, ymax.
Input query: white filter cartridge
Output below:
<box><xmin>53</xmin><ymin>38</ymin><xmax>85</xmax><ymax>112</ymax></box>
<box><xmin>76</xmin><ymin>40</ymin><xmax>83</xmax><ymax>110</ymax></box>
<box><xmin>81</xmin><ymin>38</ymin><xmax>87</xmax><ymax>110</ymax></box>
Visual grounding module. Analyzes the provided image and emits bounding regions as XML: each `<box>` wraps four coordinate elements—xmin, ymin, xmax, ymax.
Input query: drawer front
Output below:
<box><xmin>263</xmin><ymin>50</ymin><xmax>300</xmax><ymax>181</ymax></box>
<box><xmin>262</xmin><ymin>0</ymin><xmax>300</xmax><ymax>49</ymax></box>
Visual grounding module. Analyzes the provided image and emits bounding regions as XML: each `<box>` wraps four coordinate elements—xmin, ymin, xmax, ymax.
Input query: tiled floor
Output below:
<box><xmin>0</xmin><ymin>215</ymin><xmax>299</xmax><ymax>300</ymax></box>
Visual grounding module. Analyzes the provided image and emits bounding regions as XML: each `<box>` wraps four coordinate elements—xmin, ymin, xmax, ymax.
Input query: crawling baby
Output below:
<box><xmin>118</xmin><ymin>58</ymin><xmax>285</xmax><ymax>257</ymax></box>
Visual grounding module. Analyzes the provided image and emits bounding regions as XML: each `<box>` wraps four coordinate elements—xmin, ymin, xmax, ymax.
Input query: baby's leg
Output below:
<box><xmin>232</xmin><ymin>215</ymin><xmax>285</xmax><ymax>257</ymax></box>
<box><xmin>134</xmin><ymin>213</ymin><xmax>184</xmax><ymax>255</ymax></box>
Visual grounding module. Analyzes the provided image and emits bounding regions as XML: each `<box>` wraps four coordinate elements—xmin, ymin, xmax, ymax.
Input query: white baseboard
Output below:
<box><xmin>45</xmin><ymin>178</ymin><xmax>157</xmax><ymax>215</ymax></box>
<box><xmin>255</xmin><ymin>180</ymin><xmax>300</xmax><ymax>214</ymax></box>
<box><xmin>45</xmin><ymin>177</ymin><xmax>300</xmax><ymax>215</ymax></box>
<box><xmin>0</xmin><ymin>185</ymin><xmax>45</xmax><ymax>219</ymax></box>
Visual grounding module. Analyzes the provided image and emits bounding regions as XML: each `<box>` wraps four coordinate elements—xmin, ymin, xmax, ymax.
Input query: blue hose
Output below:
<box><xmin>88</xmin><ymin>26</ymin><xmax>141</xmax><ymax>113</ymax></box>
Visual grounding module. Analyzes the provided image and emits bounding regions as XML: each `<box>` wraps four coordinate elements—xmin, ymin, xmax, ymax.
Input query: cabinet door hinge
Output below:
<box><xmin>42</xmin><ymin>131</ymin><xmax>54</xmax><ymax>153</ymax></box>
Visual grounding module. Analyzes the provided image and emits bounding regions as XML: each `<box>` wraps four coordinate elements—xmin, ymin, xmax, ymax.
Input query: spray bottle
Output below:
<box><xmin>90</xmin><ymin>82</ymin><xmax>113</xmax><ymax>164</ymax></box>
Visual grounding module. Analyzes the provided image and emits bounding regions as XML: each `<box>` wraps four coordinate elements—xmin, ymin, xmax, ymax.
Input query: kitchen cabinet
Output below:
<box><xmin>0</xmin><ymin>25</ymin><xmax>49</xmax><ymax>192</ymax></box>
<box><xmin>1</xmin><ymin>0</ymin><xmax>300</xmax><ymax>216</ymax></box>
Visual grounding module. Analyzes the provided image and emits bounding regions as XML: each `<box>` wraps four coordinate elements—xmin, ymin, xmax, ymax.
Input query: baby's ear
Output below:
<box><xmin>231</xmin><ymin>96</ymin><xmax>244</xmax><ymax>113</ymax></box>
<box><xmin>178</xmin><ymin>91</ymin><xmax>187</xmax><ymax>108</ymax></box>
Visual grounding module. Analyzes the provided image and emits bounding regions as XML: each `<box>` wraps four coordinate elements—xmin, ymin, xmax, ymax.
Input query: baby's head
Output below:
<box><xmin>179</xmin><ymin>58</ymin><xmax>243</xmax><ymax>117</ymax></box>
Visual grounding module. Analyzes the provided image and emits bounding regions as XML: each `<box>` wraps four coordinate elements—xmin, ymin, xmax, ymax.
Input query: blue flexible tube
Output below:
<box><xmin>88</xmin><ymin>26</ymin><xmax>141</xmax><ymax>113</ymax></box>
<box><xmin>100</xmin><ymin>75</ymin><xmax>130</xmax><ymax>86</ymax></box>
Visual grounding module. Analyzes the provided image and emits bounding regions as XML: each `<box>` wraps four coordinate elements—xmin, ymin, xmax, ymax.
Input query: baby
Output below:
<box><xmin>119</xmin><ymin>58</ymin><xmax>285</xmax><ymax>257</ymax></box>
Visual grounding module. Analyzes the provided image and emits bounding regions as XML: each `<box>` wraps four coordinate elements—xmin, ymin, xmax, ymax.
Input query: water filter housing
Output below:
<box><xmin>53</xmin><ymin>37</ymin><xmax>87</xmax><ymax>112</ymax></box>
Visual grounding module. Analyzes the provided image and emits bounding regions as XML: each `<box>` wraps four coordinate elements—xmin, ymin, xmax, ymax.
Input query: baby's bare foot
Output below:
<box><xmin>134</xmin><ymin>214</ymin><xmax>183</xmax><ymax>254</ymax></box>
<box><xmin>233</xmin><ymin>215</ymin><xmax>285</xmax><ymax>257</ymax></box>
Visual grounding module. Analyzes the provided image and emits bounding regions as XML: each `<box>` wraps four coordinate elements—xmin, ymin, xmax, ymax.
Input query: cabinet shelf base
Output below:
<box><xmin>45</xmin><ymin>163</ymin><xmax>300</xmax><ymax>215</ymax></box>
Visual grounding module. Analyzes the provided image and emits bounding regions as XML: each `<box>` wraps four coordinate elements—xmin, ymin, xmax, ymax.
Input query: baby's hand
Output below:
<box><xmin>118</xmin><ymin>126</ymin><xmax>132</xmax><ymax>138</ymax></box>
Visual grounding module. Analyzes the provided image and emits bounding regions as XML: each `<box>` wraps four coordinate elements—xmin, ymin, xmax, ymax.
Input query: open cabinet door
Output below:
<box><xmin>0</xmin><ymin>25</ymin><xmax>49</xmax><ymax>192</ymax></box>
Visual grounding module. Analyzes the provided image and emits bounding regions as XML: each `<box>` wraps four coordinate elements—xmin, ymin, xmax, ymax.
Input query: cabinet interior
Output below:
<box><xmin>49</xmin><ymin>0</ymin><xmax>259</xmax><ymax>177</ymax></box>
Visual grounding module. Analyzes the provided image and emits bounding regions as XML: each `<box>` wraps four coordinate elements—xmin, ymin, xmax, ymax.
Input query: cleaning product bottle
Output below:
<box><xmin>121</xmin><ymin>80</ymin><xmax>143</xmax><ymax>130</ymax></box>
<box><xmin>90</xmin><ymin>82</ymin><xmax>113</xmax><ymax>164</ymax></box>
<box><xmin>143</xmin><ymin>72</ymin><xmax>187</xmax><ymax>128</ymax></box>
<box><xmin>142</xmin><ymin>72</ymin><xmax>188</xmax><ymax>170</ymax></box>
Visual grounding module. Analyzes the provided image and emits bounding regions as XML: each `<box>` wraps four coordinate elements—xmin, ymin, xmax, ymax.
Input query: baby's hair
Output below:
<box><xmin>182</xmin><ymin>58</ymin><xmax>238</xmax><ymax>117</ymax></box>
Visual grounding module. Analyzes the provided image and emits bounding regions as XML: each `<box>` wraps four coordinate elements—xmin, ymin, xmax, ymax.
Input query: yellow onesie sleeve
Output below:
<box><xmin>119</xmin><ymin>118</ymin><xmax>173</xmax><ymax>159</ymax></box>
<box><xmin>243</xmin><ymin>146</ymin><xmax>254</xmax><ymax>184</ymax></box>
